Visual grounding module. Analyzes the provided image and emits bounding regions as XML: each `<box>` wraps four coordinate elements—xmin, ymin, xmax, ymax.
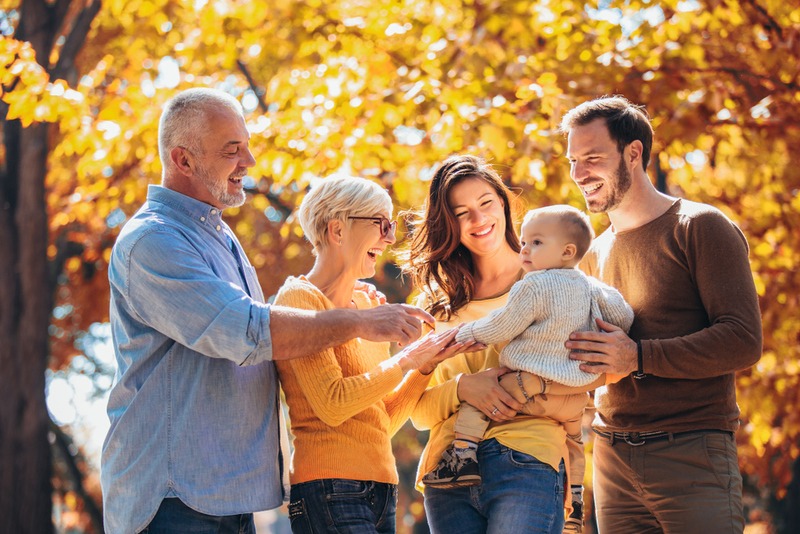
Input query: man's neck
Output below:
<box><xmin>607</xmin><ymin>173</ymin><xmax>676</xmax><ymax>233</ymax></box>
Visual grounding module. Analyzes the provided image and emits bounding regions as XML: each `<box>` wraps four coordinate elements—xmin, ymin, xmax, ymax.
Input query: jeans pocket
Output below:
<box><xmin>704</xmin><ymin>433</ymin><xmax>732</xmax><ymax>489</ymax></box>
<box><xmin>288</xmin><ymin>498</ymin><xmax>313</xmax><ymax>534</ymax></box>
<box><xmin>325</xmin><ymin>480</ymin><xmax>373</xmax><ymax>527</ymax></box>
<box><xmin>506</xmin><ymin>448</ymin><xmax>550</xmax><ymax>470</ymax></box>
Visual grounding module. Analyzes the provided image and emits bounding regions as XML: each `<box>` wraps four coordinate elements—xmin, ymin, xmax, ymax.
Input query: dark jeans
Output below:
<box><xmin>424</xmin><ymin>438</ymin><xmax>565</xmax><ymax>534</ymax></box>
<box><xmin>288</xmin><ymin>479</ymin><xmax>398</xmax><ymax>534</ymax></box>
<box><xmin>140</xmin><ymin>497</ymin><xmax>255</xmax><ymax>534</ymax></box>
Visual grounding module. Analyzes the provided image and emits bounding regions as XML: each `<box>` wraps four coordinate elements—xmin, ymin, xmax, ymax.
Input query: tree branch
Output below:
<box><xmin>236</xmin><ymin>60</ymin><xmax>268</xmax><ymax>113</ymax></box>
<box><xmin>48</xmin><ymin>231</ymin><xmax>84</xmax><ymax>299</ymax></box>
<box><xmin>50</xmin><ymin>0</ymin><xmax>74</xmax><ymax>41</ymax></box>
<box><xmin>50</xmin><ymin>0</ymin><xmax>101</xmax><ymax>82</ymax></box>
<box><xmin>50</xmin><ymin>420</ymin><xmax>103</xmax><ymax>534</ymax></box>
<box><xmin>741</xmin><ymin>0</ymin><xmax>784</xmax><ymax>40</ymax></box>
<box><xmin>654</xmin><ymin>65</ymin><xmax>799</xmax><ymax>92</ymax></box>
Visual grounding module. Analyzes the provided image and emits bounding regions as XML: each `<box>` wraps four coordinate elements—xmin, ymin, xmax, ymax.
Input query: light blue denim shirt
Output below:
<box><xmin>101</xmin><ymin>185</ymin><xmax>284</xmax><ymax>534</ymax></box>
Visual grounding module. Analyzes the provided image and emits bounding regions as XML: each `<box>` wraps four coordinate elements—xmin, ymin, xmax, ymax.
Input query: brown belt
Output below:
<box><xmin>592</xmin><ymin>429</ymin><xmax>673</xmax><ymax>446</ymax></box>
<box><xmin>593</xmin><ymin>428</ymin><xmax>733</xmax><ymax>447</ymax></box>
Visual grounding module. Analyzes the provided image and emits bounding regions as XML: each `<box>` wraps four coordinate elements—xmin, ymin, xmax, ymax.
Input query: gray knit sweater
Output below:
<box><xmin>455</xmin><ymin>269</ymin><xmax>634</xmax><ymax>387</ymax></box>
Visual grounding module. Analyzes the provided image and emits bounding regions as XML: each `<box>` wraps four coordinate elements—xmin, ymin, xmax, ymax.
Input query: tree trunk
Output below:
<box><xmin>0</xmin><ymin>1</ymin><xmax>100</xmax><ymax>530</ymax></box>
<box><xmin>0</xmin><ymin>119</ymin><xmax>53</xmax><ymax>532</ymax></box>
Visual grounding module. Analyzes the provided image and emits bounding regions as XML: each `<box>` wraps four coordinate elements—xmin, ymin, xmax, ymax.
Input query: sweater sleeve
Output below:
<box><xmin>642</xmin><ymin>211</ymin><xmax>762</xmax><ymax>378</ymax></box>
<box><xmin>592</xmin><ymin>279</ymin><xmax>635</xmax><ymax>333</ymax></box>
<box><xmin>409</xmin><ymin>377</ymin><xmax>462</xmax><ymax>431</ymax></box>
<box><xmin>382</xmin><ymin>370</ymin><xmax>433</xmax><ymax>437</ymax></box>
<box><xmin>275</xmin><ymin>283</ymin><xmax>404</xmax><ymax>427</ymax></box>
<box><xmin>455</xmin><ymin>279</ymin><xmax>541</xmax><ymax>345</ymax></box>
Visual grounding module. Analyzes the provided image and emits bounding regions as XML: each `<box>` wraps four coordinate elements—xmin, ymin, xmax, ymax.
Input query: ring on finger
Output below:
<box><xmin>491</xmin><ymin>407</ymin><xmax>499</xmax><ymax>415</ymax></box>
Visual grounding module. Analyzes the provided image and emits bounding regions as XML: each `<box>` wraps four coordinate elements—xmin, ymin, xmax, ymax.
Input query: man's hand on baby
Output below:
<box><xmin>566</xmin><ymin>318</ymin><xmax>638</xmax><ymax>376</ymax></box>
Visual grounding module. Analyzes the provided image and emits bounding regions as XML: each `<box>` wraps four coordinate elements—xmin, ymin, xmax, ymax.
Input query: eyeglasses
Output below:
<box><xmin>348</xmin><ymin>216</ymin><xmax>397</xmax><ymax>238</ymax></box>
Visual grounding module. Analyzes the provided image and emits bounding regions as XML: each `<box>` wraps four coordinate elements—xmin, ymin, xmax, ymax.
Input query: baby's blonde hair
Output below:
<box><xmin>297</xmin><ymin>175</ymin><xmax>393</xmax><ymax>255</ymax></box>
<box><xmin>522</xmin><ymin>205</ymin><xmax>595</xmax><ymax>259</ymax></box>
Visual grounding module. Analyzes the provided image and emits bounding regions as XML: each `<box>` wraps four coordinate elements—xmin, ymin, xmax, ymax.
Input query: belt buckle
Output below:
<box><xmin>624</xmin><ymin>432</ymin><xmax>646</xmax><ymax>446</ymax></box>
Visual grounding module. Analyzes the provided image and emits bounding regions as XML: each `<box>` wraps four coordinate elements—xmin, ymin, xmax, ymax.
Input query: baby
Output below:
<box><xmin>422</xmin><ymin>205</ymin><xmax>634</xmax><ymax>533</ymax></box>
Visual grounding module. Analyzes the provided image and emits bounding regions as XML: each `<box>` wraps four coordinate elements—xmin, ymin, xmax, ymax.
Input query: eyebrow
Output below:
<box><xmin>450</xmin><ymin>193</ymin><xmax>495</xmax><ymax>209</ymax></box>
<box><xmin>567</xmin><ymin>147</ymin><xmax>610</xmax><ymax>159</ymax></box>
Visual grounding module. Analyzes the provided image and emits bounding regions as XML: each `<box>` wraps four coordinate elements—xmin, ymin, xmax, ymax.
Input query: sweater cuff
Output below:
<box><xmin>639</xmin><ymin>340</ymin><xmax>651</xmax><ymax>376</ymax></box>
<box><xmin>455</xmin><ymin>323</ymin><xmax>473</xmax><ymax>344</ymax></box>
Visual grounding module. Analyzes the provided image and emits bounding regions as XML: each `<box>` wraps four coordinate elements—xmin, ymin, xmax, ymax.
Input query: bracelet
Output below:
<box><xmin>538</xmin><ymin>375</ymin><xmax>552</xmax><ymax>398</ymax></box>
<box><xmin>633</xmin><ymin>340</ymin><xmax>646</xmax><ymax>379</ymax></box>
<box><xmin>516</xmin><ymin>371</ymin><xmax>531</xmax><ymax>403</ymax></box>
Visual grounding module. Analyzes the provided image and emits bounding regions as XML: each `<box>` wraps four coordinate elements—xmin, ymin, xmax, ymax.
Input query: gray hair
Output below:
<box><xmin>298</xmin><ymin>175</ymin><xmax>393</xmax><ymax>255</ymax></box>
<box><xmin>158</xmin><ymin>88</ymin><xmax>243</xmax><ymax>171</ymax></box>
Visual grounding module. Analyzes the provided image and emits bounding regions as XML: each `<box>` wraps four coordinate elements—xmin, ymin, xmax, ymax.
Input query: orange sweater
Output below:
<box><xmin>274</xmin><ymin>276</ymin><xmax>432</xmax><ymax>485</ymax></box>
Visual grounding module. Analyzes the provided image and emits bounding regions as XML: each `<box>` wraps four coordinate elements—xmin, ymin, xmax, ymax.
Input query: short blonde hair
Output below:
<box><xmin>523</xmin><ymin>205</ymin><xmax>595</xmax><ymax>259</ymax></box>
<box><xmin>297</xmin><ymin>175</ymin><xmax>393</xmax><ymax>254</ymax></box>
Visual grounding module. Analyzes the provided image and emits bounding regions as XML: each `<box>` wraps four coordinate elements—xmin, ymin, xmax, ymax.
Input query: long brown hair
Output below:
<box><xmin>398</xmin><ymin>155</ymin><xmax>520</xmax><ymax>320</ymax></box>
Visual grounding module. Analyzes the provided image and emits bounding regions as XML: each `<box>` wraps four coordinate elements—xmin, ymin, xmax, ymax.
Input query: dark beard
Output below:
<box><xmin>587</xmin><ymin>155</ymin><xmax>632</xmax><ymax>213</ymax></box>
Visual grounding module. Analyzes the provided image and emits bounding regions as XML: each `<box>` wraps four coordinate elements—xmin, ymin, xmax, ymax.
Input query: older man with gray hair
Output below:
<box><xmin>101</xmin><ymin>88</ymin><xmax>434</xmax><ymax>534</ymax></box>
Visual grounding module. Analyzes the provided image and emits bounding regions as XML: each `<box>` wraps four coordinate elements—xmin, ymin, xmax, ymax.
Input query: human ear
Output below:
<box><xmin>327</xmin><ymin>218</ymin><xmax>345</xmax><ymax>246</ymax></box>
<box><xmin>562</xmin><ymin>243</ymin><xmax>577</xmax><ymax>262</ymax></box>
<box><xmin>627</xmin><ymin>140</ymin><xmax>643</xmax><ymax>169</ymax></box>
<box><xmin>170</xmin><ymin>147</ymin><xmax>194</xmax><ymax>177</ymax></box>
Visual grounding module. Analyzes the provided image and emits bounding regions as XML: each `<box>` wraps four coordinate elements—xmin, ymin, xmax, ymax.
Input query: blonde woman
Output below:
<box><xmin>275</xmin><ymin>176</ymin><xmax>475</xmax><ymax>534</ymax></box>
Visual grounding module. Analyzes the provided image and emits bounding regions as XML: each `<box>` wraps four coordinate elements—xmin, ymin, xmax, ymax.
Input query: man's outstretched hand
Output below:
<box><xmin>357</xmin><ymin>304</ymin><xmax>435</xmax><ymax>347</ymax></box>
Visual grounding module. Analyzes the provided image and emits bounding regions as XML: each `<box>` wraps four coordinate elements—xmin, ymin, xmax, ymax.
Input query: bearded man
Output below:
<box><xmin>559</xmin><ymin>96</ymin><xmax>762</xmax><ymax>534</ymax></box>
<box><xmin>101</xmin><ymin>88</ymin><xmax>433</xmax><ymax>534</ymax></box>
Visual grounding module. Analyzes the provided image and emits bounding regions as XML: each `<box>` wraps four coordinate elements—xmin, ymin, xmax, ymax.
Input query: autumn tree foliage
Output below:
<box><xmin>1</xmin><ymin>0</ymin><xmax>798</xmax><ymax>532</ymax></box>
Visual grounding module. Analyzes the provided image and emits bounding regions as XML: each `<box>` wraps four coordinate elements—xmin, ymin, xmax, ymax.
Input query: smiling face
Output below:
<box><xmin>343</xmin><ymin>210</ymin><xmax>396</xmax><ymax>279</ymax></box>
<box><xmin>447</xmin><ymin>177</ymin><xmax>508</xmax><ymax>258</ymax></box>
<box><xmin>192</xmin><ymin>107</ymin><xmax>256</xmax><ymax>209</ymax></box>
<box><xmin>566</xmin><ymin>119</ymin><xmax>632</xmax><ymax>214</ymax></box>
<box><xmin>519</xmin><ymin>215</ymin><xmax>573</xmax><ymax>272</ymax></box>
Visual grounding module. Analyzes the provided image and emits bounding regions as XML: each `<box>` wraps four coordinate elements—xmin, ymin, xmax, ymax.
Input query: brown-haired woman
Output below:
<box><xmin>399</xmin><ymin>155</ymin><xmax>602</xmax><ymax>534</ymax></box>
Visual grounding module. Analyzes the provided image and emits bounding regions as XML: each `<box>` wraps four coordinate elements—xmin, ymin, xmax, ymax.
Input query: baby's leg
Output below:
<box><xmin>422</xmin><ymin>404</ymin><xmax>485</xmax><ymax>488</ymax></box>
<box><xmin>453</xmin><ymin>403</ymin><xmax>489</xmax><ymax>444</ymax></box>
<box><xmin>497</xmin><ymin>373</ymin><xmax>588</xmax><ymax>477</ymax></box>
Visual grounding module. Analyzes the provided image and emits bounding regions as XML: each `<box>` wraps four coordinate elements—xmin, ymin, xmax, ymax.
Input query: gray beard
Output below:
<box><xmin>195</xmin><ymin>161</ymin><xmax>246</xmax><ymax>208</ymax></box>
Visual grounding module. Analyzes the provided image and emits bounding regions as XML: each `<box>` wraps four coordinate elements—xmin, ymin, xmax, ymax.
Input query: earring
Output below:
<box><xmin>339</xmin><ymin>240</ymin><xmax>342</xmax><ymax>245</ymax></box>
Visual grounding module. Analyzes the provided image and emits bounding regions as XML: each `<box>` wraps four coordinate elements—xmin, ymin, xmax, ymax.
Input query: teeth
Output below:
<box><xmin>582</xmin><ymin>183</ymin><xmax>602</xmax><ymax>195</ymax></box>
<box><xmin>368</xmin><ymin>248</ymin><xmax>382</xmax><ymax>256</ymax></box>
<box><xmin>474</xmin><ymin>226</ymin><xmax>492</xmax><ymax>236</ymax></box>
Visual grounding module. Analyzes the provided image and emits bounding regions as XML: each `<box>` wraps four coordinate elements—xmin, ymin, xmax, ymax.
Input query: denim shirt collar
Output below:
<box><xmin>146</xmin><ymin>184</ymin><xmax>225</xmax><ymax>228</ymax></box>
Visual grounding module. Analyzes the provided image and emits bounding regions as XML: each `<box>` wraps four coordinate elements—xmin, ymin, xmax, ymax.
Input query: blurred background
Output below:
<box><xmin>1</xmin><ymin>0</ymin><xmax>798</xmax><ymax>532</ymax></box>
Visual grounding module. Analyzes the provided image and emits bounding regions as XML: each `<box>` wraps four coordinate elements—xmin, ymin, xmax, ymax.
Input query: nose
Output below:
<box><xmin>241</xmin><ymin>146</ymin><xmax>256</xmax><ymax>168</ymax></box>
<box><xmin>469</xmin><ymin>208</ymin><xmax>487</xmax><ymax>225</ymax></box>
<box><xmin>571</xmin><ymin>160</ymin><xmax>588</xmax><ymax>182</ymax></box>
<box><xmin>384</xmin><ymin>225</ymin><xmax>397</xmax><ymax>245</ymax></box>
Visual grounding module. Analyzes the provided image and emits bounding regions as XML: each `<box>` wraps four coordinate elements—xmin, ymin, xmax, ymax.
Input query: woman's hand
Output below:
<box><xmin>396</xmin><ymin>327</ymin><xmax>465</xmax><ymax>374</ymax></box>
<box><xmin>457</xmin><ymin>368</ymin><xmax>524</xmax><ymax>422</ymax></box>
<box><xmin>416</xmin><ymin>338</ymin><xmax>485</xmax><ymax>375</ymax></box>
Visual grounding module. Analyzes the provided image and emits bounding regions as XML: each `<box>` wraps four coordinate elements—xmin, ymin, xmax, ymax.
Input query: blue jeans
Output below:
<box><xmin>141</xmin><ymin>498</ymin><xmax>255</xmax><ymax>534</ymax></box>
<box><xmin>424</xmin><ymin>439</ymin><xmax>565</xmax><ymax>534</ymax></box>
<box><xmin>288</xmin><ymin>479</ymin><xmax>398</xmax><ymax>533</ymax></box>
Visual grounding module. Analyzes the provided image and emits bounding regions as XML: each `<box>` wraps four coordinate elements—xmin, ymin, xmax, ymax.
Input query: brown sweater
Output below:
<box><xmin>580</xmin><ymin>199</ymin><xmax>762</xmax><ymax>433</ymax></box>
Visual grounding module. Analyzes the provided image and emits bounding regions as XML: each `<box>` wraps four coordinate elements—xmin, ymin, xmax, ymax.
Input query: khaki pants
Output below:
<box><xmin>593</xmin><ymin>429</ymin><xmax>744</xmax><ymax>534</ymax></box>
<box><xmin>454</xmin><ymin>373</ymin><xmax>589</xmax><ymax>486</ymax></box>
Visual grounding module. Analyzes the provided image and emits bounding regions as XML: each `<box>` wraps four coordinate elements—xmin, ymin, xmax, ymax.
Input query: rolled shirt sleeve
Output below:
<box><xmin>124</xmin><ymin>228</ymin><xmax>272</xmax><ymax>364</ymax></box>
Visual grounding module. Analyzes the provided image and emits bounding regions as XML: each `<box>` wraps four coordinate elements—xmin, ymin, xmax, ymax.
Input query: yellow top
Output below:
<box><xmin>411</xmin><ymin>291</ymin><xmax>567</xmax><ymax>491</ymax></box>
<box><xmin>275</xmin><ymin>276</ymin><xmax>432</xmax><ymax>485</ymax></box>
